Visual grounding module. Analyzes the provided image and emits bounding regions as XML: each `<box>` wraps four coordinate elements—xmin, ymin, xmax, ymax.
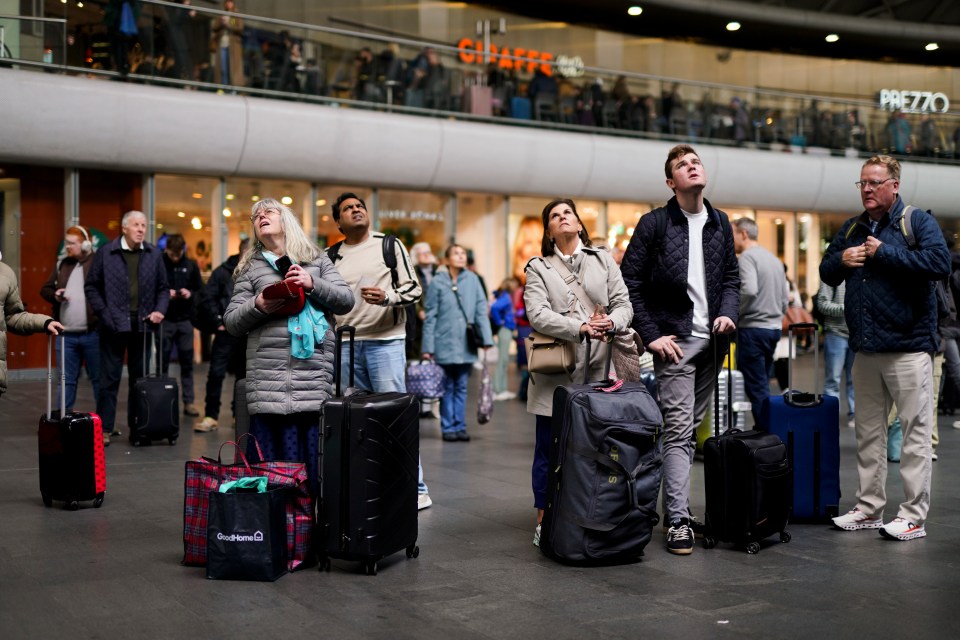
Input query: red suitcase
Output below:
<box><xmin>38</xmin><ymin>335</ymin><xmax>106</xmax><ymax>510</ymax></box>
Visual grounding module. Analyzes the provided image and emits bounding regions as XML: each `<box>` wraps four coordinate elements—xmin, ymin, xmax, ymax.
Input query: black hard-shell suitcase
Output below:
<box><xmin>539</xmin><ymin>334</ymin><xmax>663</xmax><ymax>565</ymax></box>
<box><xmin>130</xmin><ymin>324</ymin><xmax>180</xmax><ymax>446</ymax></box>
<box><xmin>318</xmin><ymin>325</ymin><xmax>420</xmax><ymax>575</ymax></box>
<box><xmin>38</xmin><ymin>335</ymin><xmax>106</xmax><ymax>509</ymax></box>
<box><xmin>703</xmin><ymin>338</ymin><xmax>791</xmax><ymax>554</ymax></box>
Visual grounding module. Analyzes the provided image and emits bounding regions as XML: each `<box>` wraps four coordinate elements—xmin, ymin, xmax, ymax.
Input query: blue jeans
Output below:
<box><xmin>737</xmin><ymin>327</ymin><xmax>781</xmax><ymax>424</ymax></box>
<box><xmin>439</xmin><ymin>363</ymin><xmax>472</xmax><ymax>435</ymax></box>
<box><xmin>57</xmin><ymin>330</ymin><xmax>101</xmax><ymax>412</ymax></box>
<box><xmin>340</xmin><ymin>338</ymin><xmax>427</xmax><ymax>494</ymax></box>
<box><xmin>824</xmin><ymin>331</ymin><xmax>855</xmax><ymax>417</ymax></box>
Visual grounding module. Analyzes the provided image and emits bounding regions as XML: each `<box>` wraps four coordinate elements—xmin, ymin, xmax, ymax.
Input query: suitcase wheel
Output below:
<box><xmin>318</xmin><ymin>557</ymin><xmax>331</xmax><ymax>572</ymax></box>
<box><xmin>779</xmin><ymin>531</ymin><xmax>791</xmax><ymax>544</ymax></box>
<box><xmin>131</xmin><ymin>438</ymin><xmax>141</xmax><ymax>447</ymax></box>
<box><xmin>702</xmin><ymin>536</ymin><xmax>716</xmax><ymax>550</ymax></box>
<box><xmin>363</xmin><ymin>560</ymin><xmax>378</xmax><ymax>576</ymax></box>
<box><xmin>42</xmin><ymin>493</ymin><xmax>52</xmax><ymax>508</ymax></box>
<box><xmin>66</xmin><ymin>500</ymin><xmax>80</xmax><ymax>511</ymax></box>
<box><xmin>94</xmin><ymin>494</ymin><xmax>104</xmax><ymax>509</ymax></box>
<box><xmin>746</xmin><ymin>542</ymin><xmax>760</xmax><ymax>555</ymax></box>
<box><xmin>168</xmin><ymin>437</ymin><xmax>177</xmax><ymax>446</ymax></box>
<box><xmin>406</xmin><ymin>544</ymin><xmax>420</xmax><ymax>559</ymax></box>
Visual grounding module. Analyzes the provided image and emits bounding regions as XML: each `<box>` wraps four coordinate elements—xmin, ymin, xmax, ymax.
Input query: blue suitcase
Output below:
<box><xmin>510</xmin><ymin>96</ymin><xmax>531</xmax><ymax>120</ymax></box>
<box><xmin>758</xmin><ymin>323</ymin><xmax>840</xmax><ymax>522</ymax></box>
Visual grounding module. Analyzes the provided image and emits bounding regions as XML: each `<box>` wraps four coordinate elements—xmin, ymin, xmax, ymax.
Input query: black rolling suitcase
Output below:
<box><xmin>703</xmin><ymin>338</ymin><xmax>791</xmax><ymax>554</ymax></box>
<box><xmin>318</xmin><ymin>325</ymin><xmax>420</xmax><ymax>575</ymax></box>
<box><xmin>38</xmin><ymin>335</ymin><xmax>106</xmax><ymax>510</ymax></box>
<box><xmin>539</xmin><ymin>334</ymin><xmax>663</xmax><ymax>565</ymax></box>
<box><xmin>130</xmin><ymin>323</ymin><xmax>180</xmax><ymax>446</ymax></box>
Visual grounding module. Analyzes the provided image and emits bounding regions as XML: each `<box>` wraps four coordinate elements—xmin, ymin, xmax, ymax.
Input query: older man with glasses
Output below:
<box><xmin>820</xmin><ymin>155</ymin><xmax>950</xmax><ymax>541</ymax></box>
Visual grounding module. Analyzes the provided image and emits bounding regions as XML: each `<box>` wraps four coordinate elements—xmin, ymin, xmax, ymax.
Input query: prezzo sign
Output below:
<box><xmin>456</xmin><ymin>38</ymin><xmax>585</xmax><ymax>78</ymax></box>
<box><xmin>878</xmin><ymin>89</ymin><xmax>950</xmax><ymax>113</ymax></box>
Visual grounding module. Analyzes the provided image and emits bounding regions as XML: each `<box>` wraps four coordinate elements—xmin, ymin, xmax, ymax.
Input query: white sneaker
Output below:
<box><xmin>953</xmin><ymin>420</ymin><xmax>960</xmax><ymax>430</ymax></box>
<box><xmin>832</xmin><ymin>508</ymin><xmax>883</xmax><ymax>531</ymax></box>
<box><xmin>880</xmin><ymin>517</ymin><xmax>926</xmax><ymax>541</ymax></box>
<box><xmin>194</xmin><ymin>416</ymin><xmax>218</xmax><ymax>432</ymax></box>
<box><xmin>533</xmin><ymin>523</ymin><xmax>541</xmax><ymax>547</ymax></box>
<box><xmin>494</xmin><ymin>391</ymin><xmax>517</xmax><ymax>401</ymax></box>
<box><xmin>847</xmin><ymin>417</ymin><xmax>856</xmax><ymax>429</ymax></box>
<box><xmin>417</xmin><ymin>493</ymin><xmax>432</xmax><ymax>511</ymax></box>
<box><xmin>932</xmin><ymin>451</ymin><xmax>939</xmax><ymax>461</ymax></box>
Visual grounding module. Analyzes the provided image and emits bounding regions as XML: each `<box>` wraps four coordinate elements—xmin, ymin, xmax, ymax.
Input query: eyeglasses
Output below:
<box><xmin>250</xmin><ymin>208</ymin><xmax>281</xmax><ymax>223</ymax></box>
<box><xmin>854</xmin><ymin>178</ymin><xmax>895</xmax><ymax>190</ymax></box>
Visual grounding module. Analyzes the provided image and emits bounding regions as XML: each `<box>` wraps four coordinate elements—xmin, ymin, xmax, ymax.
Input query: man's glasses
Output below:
<box><xmin>855</xmin><ymin>178</ymin><xmax>894</xmax><ymax>190</ymax></box>
<box><xmin>250</xmin><ymin>208</ymin><xmax>281</xmax><ymax>223</ymax></box>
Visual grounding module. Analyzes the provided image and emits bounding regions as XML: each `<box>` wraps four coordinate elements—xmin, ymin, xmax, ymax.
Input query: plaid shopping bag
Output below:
<box><xmin>183</xmin><ymin>436</ymin><xmax>314</xmax><ymax>571</ymax></box>
<box><xmin>406</xmin><ymin>360</ymin><xmax>445</xmax><ymax>399</ymax></box>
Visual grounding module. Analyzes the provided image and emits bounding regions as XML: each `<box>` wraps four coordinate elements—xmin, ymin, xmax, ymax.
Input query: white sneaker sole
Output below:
<box><xmin>880</xmin><ymin>526</ymin><xmax>926</xmax><ymax>541</ymax></box>
<box><xmin>832</xmin><ymin>518</ymin><xmax>883</xmax><ymax>531</ymax></box>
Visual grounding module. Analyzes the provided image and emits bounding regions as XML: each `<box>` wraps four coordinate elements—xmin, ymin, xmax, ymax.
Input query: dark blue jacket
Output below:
<box><xmin>620</xmin><ymin>196</ymin><xmax>740</xmax><ymax>347</ymax></box>
<box><xmin>820</xmin><ymin>196</ymin><xmax>950</xmax><ymax>353</ymax></box>
<box><xmin>162</xmin><ymin>252</ymin><xmax>202</xmax><ymax>323</ymax></box>
<box><xmin>85</xmin><ymin>236</ymin><xmax>169</xmax><ymax>333</ymax></box>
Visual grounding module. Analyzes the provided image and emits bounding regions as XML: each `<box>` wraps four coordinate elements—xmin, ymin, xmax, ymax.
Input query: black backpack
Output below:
<box><xmin>327</xmin><ymin>234</ymin><xmax>401</xmax><ymax>324</ymax></box>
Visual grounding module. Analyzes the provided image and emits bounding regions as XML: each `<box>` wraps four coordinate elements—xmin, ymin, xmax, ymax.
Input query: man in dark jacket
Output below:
<box><xmin>620</xmin><ymin>144</ymin><xmax>739</xmax><ymax>555</ymax></box>
<box><xmin>160</xmin><ymin>234</ymin><xmax>203</xmax><ymax>417</ymax></box>
<box><xmin>195</xmin><ymin>238</ymin><xmax>248</xmax><ymax>433</ymax></box>
<box><xmin>820</xmin><ymin>155</ymin><xmax>949</xmax><ymax>541</ymax></box>
<box><xmin>85</xmin><ymin>210</ymin><xmax>169</xmax><ymax>445</ymax></box>
<box><xmin>40</xmin><ymin>225</ymin><xmax>101</xmax><ymax>414</ymax></box>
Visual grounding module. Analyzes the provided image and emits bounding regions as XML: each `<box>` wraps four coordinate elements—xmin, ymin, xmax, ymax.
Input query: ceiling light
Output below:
<box><xmin>225</xmin><ymin>193</ymin><xmax>235</xmax><ymax>200</ymax></box>
<box><xmin>281</xmin><ymin>196</ymin><xmax>293</xmax><ymax>205</ymax></box>
<box><xmin>251</xmin><ymin>195</ymin><xmax>260</xmax><ymax>202</ymax></box>
<box><xmin>191</xmin><ymin>217</ymin><xmax>203</xmax><ymax>230</ymax></box>
<box><xmin>177</xmin><ymin>211</ymin><xmax>186</xmax><ymax>218</ymax></box>
<box><xmin>222</xmin><ymin>208</ymin><xmax>232</xmax><ymax>217</ymax></box>
<box><xmin>316</xmin><ymin>199</ymin><xmax>327</xmax><ymax>207</ymax></box>
<box><xmin>627</xmin><ymin>6</ymin><xmax>642</xmax><ymax>16</ymax></box>
<box><xmin>191</xmin><ymin>192</ymin><xmax>202</xmax><ymax>199</ymax></box>
<box><xmin>825</xmin><ymin>34</ymin><xmax>839</xmax><ymax>43</ymax></box>
<box><xmin>156</xmin><ymin>223</ymin><xmax>163</xmax><ymax>229</ymax></box>
<box><xmin>726</xmin><ymin>22</ymin><xmax>741</xmax><ymax>32</ymax></box>
<box><xmin>926</xmin><ymin>42</ymin><xmax>939</xmax><ymax>51</ymax></box>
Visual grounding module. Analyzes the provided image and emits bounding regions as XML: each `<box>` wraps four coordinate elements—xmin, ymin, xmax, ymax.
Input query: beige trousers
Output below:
<box><xmin>853</xmin><ymin>352</ymin><xmax>934</xmax><ymax>524</ymax></box>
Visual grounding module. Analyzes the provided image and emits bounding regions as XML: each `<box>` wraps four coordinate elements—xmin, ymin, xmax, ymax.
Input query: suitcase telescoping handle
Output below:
<box><xmin>582</xmin><ymin>329</ymin><xmax>615</xmax><ymax>385</ymax></box>
<box><xmin>46</xmin><ymin>333</ymin><xmax>66</xmax><ymax>418</ymax></box>
<box><xmin>712</xmin><ymin>329</ymin><xmax>736</xmax><ymax>438</ymax></box>
<box><xmin>786</xmin><ymin>322</ymin><xmax>821</xmax><ymax>408</ymax></box>
<box><xmin>333</xmin><ymin>325</ymin><xmax>356</xmax><ymax>397</ymax></box>
<box><xmin>141</xmin><ymin>319</ymin><xmax>163</xmax><ymax>378</ymax></box>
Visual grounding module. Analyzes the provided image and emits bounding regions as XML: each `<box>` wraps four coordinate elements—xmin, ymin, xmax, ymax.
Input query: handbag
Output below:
<box><xmin>610</xmin><ymin>329</ymin><xmax>645</xmax><ymax>383</ymax></box>
<box><xmin>262</xmin><ymin>279</ymin><xmax>306</xmax><ymax>317</ymax></box>
<box><xmin>406</xmin><ymin>360</ymin><xmax>445</xmax><ymax>400</ymax></box>
<box><xmin>183</xmin><ymin>436</ymin><xmax>313</xmax><ymax>571</ymax></box>
<box><xmin>206</xmin><ymin>486</ymin><xmax>289</xmax><ymax>581</ymax></box>
<box><xmin>525</xmin><ymin>330</ymin><xmax>577</xmax><ymax>375</ymax></box>
<box><xmin>477</xmin><ymin>359</ymin><xmax>494</xmax><ymax>424</ymax></box>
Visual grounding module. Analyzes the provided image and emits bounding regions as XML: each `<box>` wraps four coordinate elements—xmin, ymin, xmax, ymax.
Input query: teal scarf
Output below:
<box><xmin>262</xmin><ymin>251</ymin><xmax>328</xmax><ymax>359</ymax></box>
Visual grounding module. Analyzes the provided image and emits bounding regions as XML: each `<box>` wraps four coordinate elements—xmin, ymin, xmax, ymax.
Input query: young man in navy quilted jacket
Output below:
<box><xmin>620</xmin><ymin>144</ymin><xmax>740</xmax><ymax>555</ymax></box>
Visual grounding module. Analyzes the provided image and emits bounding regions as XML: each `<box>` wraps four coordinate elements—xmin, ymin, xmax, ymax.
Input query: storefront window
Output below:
<box><xmin>508</xmin><ymin>196</ymin><xmax>600</xmax><ymax>283</ymax></box>
<box><xmin>315</xmin><ymin>185</ymin><xmax>372</xmax><ymax>248</ymax></box>
<box><xmin>376</xmin><ymin>189</ymin><xmax>451</xmax><ymax>256</ymax></box>
<box><xmin>607</xmin><ymin>202</ymin><xmax>652</xmax><ymax>254</ymax></box>
<box><xmin>155</xmin><ymin>174</ymin><xmax>222</xmax><ymax>274</ymax></box>
<box><xmin>457</xmin><ymin>193</ymin><xmax>506</xmax><ymax>291</ymax></box>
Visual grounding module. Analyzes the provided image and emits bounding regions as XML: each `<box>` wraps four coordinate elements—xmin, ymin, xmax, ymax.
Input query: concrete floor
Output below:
<box><xmin>2</xmin><ymin>355</ymin><xmax>959</xmax><ymax>639</ymax></box>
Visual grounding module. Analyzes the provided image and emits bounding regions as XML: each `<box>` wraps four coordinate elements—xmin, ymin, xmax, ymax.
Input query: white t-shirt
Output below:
<box><xmin>682</xmin><ymin>206</ymin><xmax>710</xmax><ymax>338</ymax></box>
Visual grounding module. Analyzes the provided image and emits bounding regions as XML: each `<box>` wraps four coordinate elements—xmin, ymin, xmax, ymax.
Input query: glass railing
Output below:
<box><xmin>6</xmin><ymin>1</ymin><xmax>960</xmax><ymax>163</ymax></box>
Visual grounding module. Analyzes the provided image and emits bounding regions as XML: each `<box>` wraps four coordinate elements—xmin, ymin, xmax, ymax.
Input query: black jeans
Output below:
<box><xmin>98</xmin><ymin>322</ymin><xmax>151</xmax><ymax>433</ymax></box>
<box><xmin>160</xmin><ymin>319</ymin><xmax>195</xmax><ymax>404</ymax></box>
<box><xmin>203</xmin><ymin>330</ymin><xmax>244</xmax><ymax>420</ymax></box>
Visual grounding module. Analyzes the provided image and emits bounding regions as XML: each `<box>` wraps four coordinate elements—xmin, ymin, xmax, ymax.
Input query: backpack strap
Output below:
<box><xmin>326</xmin><ymin>240</ymin><xmax>343</xmax><ymax>263</ymax></box>
<box><xmin>382</xmin><ymin>234</ymin><xmax>399</xmax><ymax>290</ymax></box>
<box><xmin>901</xmin><ymin>205</ymin><xmax>917</xmax><ymax>248</ymax></box>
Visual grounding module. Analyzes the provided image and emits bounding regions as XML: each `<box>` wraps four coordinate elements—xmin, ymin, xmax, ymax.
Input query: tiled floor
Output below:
<box><xmin>2</xmin><ymin>356</ymin><xmax>958</xmax><ymax>639</ymax></box>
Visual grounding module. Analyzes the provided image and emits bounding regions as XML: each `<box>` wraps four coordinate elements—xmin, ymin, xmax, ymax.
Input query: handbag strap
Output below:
<box><xmin>450</xmin><ymin>275</ymin><xmax>471</xmax><ymax>325</ymax></box>
<box><xmin>546</xmin><ymin>253</ymin><xmax>597</xmax><ymax>315</ymax></box>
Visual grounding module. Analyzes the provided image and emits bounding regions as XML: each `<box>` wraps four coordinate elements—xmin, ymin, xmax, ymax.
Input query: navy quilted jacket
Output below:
<box><xmin>85</xmin><ymin>236</ymin><xmax>169</xmax><ymax>333</ymax></box>
<box><xmin>620</xmin><ymin>196</ymin><xmax>740</xmax><ymax>346</ymax></box>
<box><xmin>820</xmin><ymin>196</ymin><xmax>950</xmax><ymax>354</ymax></box>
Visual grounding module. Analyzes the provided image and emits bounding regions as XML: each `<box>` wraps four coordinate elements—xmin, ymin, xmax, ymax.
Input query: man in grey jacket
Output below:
<box><xmin>733</xmin><ymin>217</ymin><xmax>788</xmax><ymax>425</ymax></box>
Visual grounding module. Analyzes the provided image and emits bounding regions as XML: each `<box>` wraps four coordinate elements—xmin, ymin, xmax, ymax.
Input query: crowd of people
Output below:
<box><xmin>2</xmin><ymin>144</ymin><xmax>956</xmax><ymax>556</ymax></box>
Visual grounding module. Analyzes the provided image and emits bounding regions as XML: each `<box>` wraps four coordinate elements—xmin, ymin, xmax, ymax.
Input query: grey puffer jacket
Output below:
<box><xmin>1</xmin><ymin>262</ymin><xmax>54</xmax><ymax>396</ymax></box>
<box><xmin>523</xmin><ymin>246</ymin><xmax>633</xmax><ymax>417</ymax></box>
<box><xmin>224</xmin><ymin>252</ymin><xmax>354</xmax><ymax>415</ymax></box>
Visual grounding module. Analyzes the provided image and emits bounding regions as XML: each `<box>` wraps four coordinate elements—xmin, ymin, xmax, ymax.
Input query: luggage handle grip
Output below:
<box><xmin>582</xmin><ymin>329</ymin><xmax>615</xmax><ymax>385</ymax></box>
<box><xmin>216</xmin><ymin>441</ymin><xmax>254</xmax><ymax>474</ymax></box>
<box><xmin>46</xmin><ymin>333</ymin><xmax>67</xmax><ymax>418</ymax></box>
<box><xmin>334</xmin><ymin>325</ymin><xmax>356</xmax><ymax>396</ymax></box>
<box><xmin>787</xmin><ymin>322</ymin><xmax>821</xmax><ymax>401</ymax></box>
<box><xmin>233</xmin><ymin>433</ymin><xmax>266</xmax><ymax>463</ymax></box>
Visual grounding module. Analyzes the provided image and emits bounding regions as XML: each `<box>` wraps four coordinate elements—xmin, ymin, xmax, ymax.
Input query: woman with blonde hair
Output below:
<box><xmin>225</xmin><ymin>198</ymin><xmax>353</xmax><ymax>493</ymax></box>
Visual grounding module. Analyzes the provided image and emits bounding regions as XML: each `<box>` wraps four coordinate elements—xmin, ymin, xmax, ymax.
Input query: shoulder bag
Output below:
<box><xmin>451</xmin><ymin>279</ymin><xmax>485</xmax><ymax>354</ymax></box>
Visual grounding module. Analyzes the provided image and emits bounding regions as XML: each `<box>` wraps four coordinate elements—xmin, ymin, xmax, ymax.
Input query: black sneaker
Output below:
<box><xmin>663</xmin><ymin>513</ymin><xmax>706</xmax><ymax>539</ymax></box>
<box><xmin>456</xmin><ymin>430</ymin><xmax>471</xmax><ymax>442</ymax></box>
<box><xmin>666</xmin><ymin>518</ymin><xmax>694</xmax><ymax>555</ymax></box>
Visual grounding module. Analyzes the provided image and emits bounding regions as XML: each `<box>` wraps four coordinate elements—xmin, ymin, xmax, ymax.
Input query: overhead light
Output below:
<box><xmin>926</xmin><ymin>42</ymin><xmax>939</xmax><ymax>51</ymax></box>
<box><xmin>825</xmin><ymin>34</ymin><xmax>839</xmax><ymax>43</ymax></box>
<box><xmin>222</xmin><ymin>208</ymin><xmax>232</xmax><ymax>217</ymax></box>
<box><xmin>627</xmin><ymin>6</ymin><xmax>642</xmax><ymax>16</ymax></box>
<box><xmin>281</xmin><ymin>196</ymin><xmax>293</xmax><ymax>205</ymax></box>
<box><xmin>251</xmin><ymin>195</ymin><xmax>260</xmax><ymax>202</ymax></box>
<box><xmin>726</xmin><ymin>22</ymin><xmax>741</xmax><ymax>31</ymax></box>
<box><xmin>225</xmin><ymin>193</ymin><xmax>235</xmax><ymax>200</ymax></box>
<box><xmin>177</xmin><ymin>211</ymin><xmax>186</xmax><ymax>218</ymax></box>
<box><xmin>156</xmin><ymin>223</ymin><xmax>163</xmax><ymax>229</ymax></box>
<box><xmin>316</xmin><ymin>199</ymin><xmax>327</xmax><ymax>207</ymax></box>
<box><xmin>191</xmin><ymin>217</ymin><xmax>203</xmax><ymax>230</ymax></box>
<box><xmin>774</xmin><ymin>218</ymin><xmax>783</xmax><ymax>226</ymax></box>
<box><xmin>77</xmin><ymin>1</ymin><xmax>84</xmax><ymax>6</ymax></box>
<box><xmin>191</xmin><ymin>192</ymin><xmax>202</xmax><ymax>199</ymax></box>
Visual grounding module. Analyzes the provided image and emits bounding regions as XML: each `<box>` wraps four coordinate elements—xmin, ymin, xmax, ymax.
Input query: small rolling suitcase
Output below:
<box><xmin>130</xmin><ymin>324</ymin><xmax>180</xmax><ymax>446</ymax></box>
<box><xmin>318</xmin><ymin>325</ymin><xmax>420</xmax><ymax>575</ymax></box>
<box><xmin>38</xmin><ymin>335</ymin><xmax>106</xmax><ymax>510</ymax></box>
<box><xmin>757</xmin><ymin>322</ymin><xmax>841</xmax><ymax>522</ymax></box>
<box><xmin>703</xmin><ymin>338</ymin><xmax>791</xmax><ymax>554</ymax></box>
<box><xmin>539</xmin><ymin>335</ymin><xmax>663</xmax><ymax>565</ymax></box>
<box><xmin>510</xmin><ymin>96</ymin><xmax>532</xmax><ymax>119</ymax></box>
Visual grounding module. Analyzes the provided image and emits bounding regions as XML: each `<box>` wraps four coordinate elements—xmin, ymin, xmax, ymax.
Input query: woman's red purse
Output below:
<box><xmin>262</xmin><ymin>280</ymin><xmax>305</xmax><ymax>316</ymax></box>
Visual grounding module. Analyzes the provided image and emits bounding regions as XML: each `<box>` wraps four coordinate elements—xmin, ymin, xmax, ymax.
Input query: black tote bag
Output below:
<box><xmin>206</xmin><ymin>487</ymin><xmax>289</xmax><ymax>581</ymax></box>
